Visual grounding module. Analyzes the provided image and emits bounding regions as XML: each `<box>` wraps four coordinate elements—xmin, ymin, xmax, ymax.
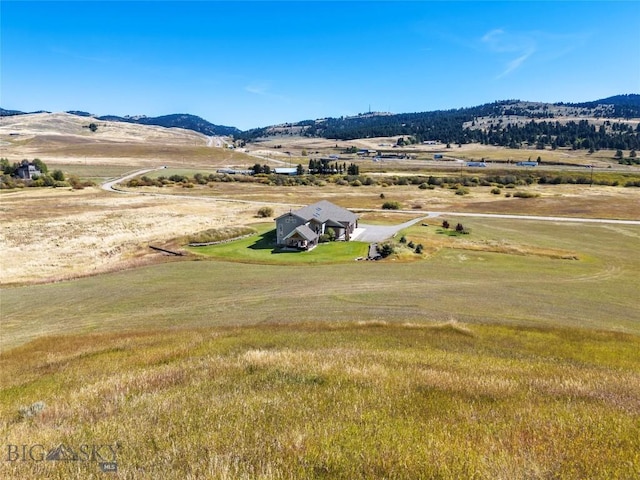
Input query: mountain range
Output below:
<box><xmin>2</xmin><ymin>95</ymin><xmax>639</xmax><ymax>146</ymax></box>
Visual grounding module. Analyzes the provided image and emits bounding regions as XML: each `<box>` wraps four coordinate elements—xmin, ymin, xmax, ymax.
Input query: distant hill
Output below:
<box><xmin>238</xmin><ymin>95</ymin><xmax>640</xmax><ymax>152</ymax></box>
<box><xmin>0</xmin><ymin>108</ymin><xmax>50</xmax><ymax>116</ymax></box>
<box><xmin>1</xmin><ymin>108</ymin><xmax>241</xmax><ymax>137</ymax></box>
<box><xmin>96</xmin><ymin>113</ymin><xmax>241</xmax><ymax>137</ymax></box>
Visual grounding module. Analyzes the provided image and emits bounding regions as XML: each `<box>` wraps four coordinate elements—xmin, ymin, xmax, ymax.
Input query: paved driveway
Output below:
<box><xmin>355</xmin><ymin>216</ymin><xmax>432</xmax><ymax>243</ymax></box>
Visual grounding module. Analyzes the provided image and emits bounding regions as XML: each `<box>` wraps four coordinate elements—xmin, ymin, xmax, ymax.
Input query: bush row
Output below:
<box><xmin>126</xmin><ymin>170</ymin><xmax>640</xmax><ymax>190</ymax></box>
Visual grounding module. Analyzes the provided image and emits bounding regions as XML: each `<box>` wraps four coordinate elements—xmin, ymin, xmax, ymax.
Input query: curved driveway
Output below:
<box><xmin>356</xmin><ymin>216</ymin><xmax>437</xmax><ymax>242</ymax></box>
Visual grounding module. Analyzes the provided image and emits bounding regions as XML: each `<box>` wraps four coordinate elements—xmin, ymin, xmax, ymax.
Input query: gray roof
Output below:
<box><xmin>284</xmin><ymin>224</ymin><xmax>318</xmax><ymax>241</ymax></box>
<box><xmin>290</xmin><ymin>200</ymin><xmax>357</xmax><ymax>225</ymax></box>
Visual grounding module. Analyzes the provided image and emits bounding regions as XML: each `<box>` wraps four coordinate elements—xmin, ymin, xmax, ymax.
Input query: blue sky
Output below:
<box><xmin>2</xmin><ymin>1</ymin><xmax>639</xmax><ymax>130</ymax></box>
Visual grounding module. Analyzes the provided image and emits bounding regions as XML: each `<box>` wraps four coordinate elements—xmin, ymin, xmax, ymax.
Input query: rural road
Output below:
<box><xmin>101</xmin><ymin>168</ymin><xmax>162</xmax><ymax>192</ymax></box>
<box><xmin>102</xmin><ymin>169</ymin><xmax>640</xmax><ymax>235</ymax></box>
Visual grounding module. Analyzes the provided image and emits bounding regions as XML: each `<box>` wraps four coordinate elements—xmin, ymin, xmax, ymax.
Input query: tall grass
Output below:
<box><xmin>1</xmin><ymin>322</ymin><xmax>638</xmax><ymax>479</ymax></box>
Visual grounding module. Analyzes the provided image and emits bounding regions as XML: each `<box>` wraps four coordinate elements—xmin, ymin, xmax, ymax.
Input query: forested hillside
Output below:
<box><xmin>239</xmin><ymin>95</ymin><xmax>640</xmax><ymax>151</ymax></box>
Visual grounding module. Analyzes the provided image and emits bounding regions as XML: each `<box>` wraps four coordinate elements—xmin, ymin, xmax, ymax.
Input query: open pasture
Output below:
<box><xmin>120</xmin><ymin>176</ymin><xmax>640</xmax><ymax>221</ymax></box>
<box><xmin>2</xmin><ymin>216</ymin><xmax>639</xmax><ymax>352</ymax></box>
<box><xmin>1</xmin><ymin>322</ymin><xmax>638</xmax><ymax>479</ymax></box>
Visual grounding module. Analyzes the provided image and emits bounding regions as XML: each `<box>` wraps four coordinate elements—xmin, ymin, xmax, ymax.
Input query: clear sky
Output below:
<box><xmin>2</xmin><ymin>1</ymin><xmax>639</xmax><ymax>130</ymax></box>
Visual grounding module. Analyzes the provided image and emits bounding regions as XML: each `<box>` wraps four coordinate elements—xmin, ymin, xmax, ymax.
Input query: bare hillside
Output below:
<box><xmin>0</xmin><ymin>112</ymin><xmax>239</xmax><ymax>167</ymax></box>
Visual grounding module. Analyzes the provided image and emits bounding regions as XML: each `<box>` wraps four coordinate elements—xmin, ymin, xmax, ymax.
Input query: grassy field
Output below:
<box><xmin>3</xmin><ymin>217</ymin><xmax>639</xmax><ymax>352</ymax></box>
<box><xmin>1</xmin><ymin>322</ymin><xmax>638</xmax><ymax>479</ymax></box>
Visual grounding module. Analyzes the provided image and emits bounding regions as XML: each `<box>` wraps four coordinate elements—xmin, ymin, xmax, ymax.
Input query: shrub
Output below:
<box><xmin>415</xmin><ymin>244</ymin><xmax>424</xmax><ymax>254</ymax></box>
<box><xmin>382</xmin><ymin>201</ymin><xmax>401</xmax><ymax>210</ymax></box>
<box><xmin>351</xmin><ymin>180</ymin><xmax>362</xmax><ymax>187</ymax></box>
<box><xmin>68</xmin><ymin>175</ymin><xmax>95</xmax><ymax>190</ymax></box>
<box><xmin>513</xmin><ymin>191</ymin><xmax>540</xmax><ymax>198</ymax></box>
<box><xmin>407</xmin><ymin>241</ymin><xmax>415</xmax><ymax>249</ymax></box>
<box><xmin>379</xmin><ymin>243</ymin><xmax>395</xmax><ymax>258</ymax></box>
<box><xmin>455</xmin><ymin>223</ymin><xmax>470</xmax><ymax>234</ymax></box>
<box><xmin>419</xmin><ymin>182</ymin><xmax>428</xmax><ymax>189</ymax></box>
<box><xmin>455</xmin><ymin>187</ymin><xmax>469</xmax><ymax>195</ymax></box>
<box><xmin>169</xmin><ymin>174</ymin><xmax>187</xmax><ymax>183</ymax></box>
<box><xmin>399</xmin><ymin>236</ymin><xmax>407</xmax><ymax>244</ymax></box>
<box><xmin>491</xmin><ymin>187</ymin><xmax>501</xmax><ymax>195</ymax></box>
<box><xmin>257</xmin><ymin>206</ymin><xmax>274</xmax><ymax>218</ymax></box>
<box><xmin>442</xmin><ymin>220</ymin><xmax>450</xmax><ymax>229</ymax></box>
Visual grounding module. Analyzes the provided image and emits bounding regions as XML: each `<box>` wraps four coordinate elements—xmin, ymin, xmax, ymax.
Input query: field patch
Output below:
<box><xmin>1</xmin><ymin>323</ymin><xmax>639</xmax><ymax>479</ymax></box>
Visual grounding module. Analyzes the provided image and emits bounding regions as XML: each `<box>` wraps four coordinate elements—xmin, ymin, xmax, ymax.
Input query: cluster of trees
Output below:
<box><xmin>442</xmin><ymin>220</ymin><xmax>470</xmax><ymax>234</ymax></box>
<box><xmin>1</xmin><ymin>158</ymin><xmax>92</xmax><ymax>190</ymax></box>
<box><xmin>616</xmin><ymin>149</ymin><xmax>639</xmax><ymax>165</ymax></box>
<box><xmin>252</xmin><ymin>164</ymin><xmax>272</xmax><ymax>174</ymax></box>
<box><xmin>398</xmin><ymin>236</ymin><xmax>424</xmax><ymax>254</ymax></box>
<box><xmin>307</xmin><ymin>159</ymin><xmax>359</xmax><ymax>175</ymax></box>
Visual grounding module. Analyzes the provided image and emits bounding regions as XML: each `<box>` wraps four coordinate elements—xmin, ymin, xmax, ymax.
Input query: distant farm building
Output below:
<box><xmin>357</xmin><ymin>149</ymin><xmax>378</xmax><ymax>156</ymax></box>
<box><xmin>14</xmin><ymin>160</ymin><xmax>42</xmax><ymax>179</ymax></box>
<box><xmin>376</xmin><ymin>153</ymin><xmax>408</xmax><ymax>159</ymax></box>
<box><xmin>275</xmin><ymin>200</ymin><xmax>359</xmax><ymax>250</ymax></box>
<box><xmin>273</xmin><ymin>167</ymin><xmax>299</xmax><ymax>175</ymax></box>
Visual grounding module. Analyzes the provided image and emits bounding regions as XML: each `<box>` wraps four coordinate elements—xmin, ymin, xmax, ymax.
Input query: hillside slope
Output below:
<box><xmin>239</xmin><ymin>95</ymin><xmax>640</xmax><ymax>151</ymax></box>
<box><xmin>0</xmin><ymin>108</ymin><xmax>240</xmax><ymax>137</ymax></box>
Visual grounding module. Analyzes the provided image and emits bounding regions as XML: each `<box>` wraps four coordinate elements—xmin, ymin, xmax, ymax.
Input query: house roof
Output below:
<box><xmin>283</xmin><ymin>224</ymin><xmax>317</xmax><ymax>242</ymax></box>
<box><xmin>289</xmin><ymin>200</ymin><xmax>357</xmax><ymax>225</ymax></box>
<box><xmin>273</xmin><ymin>167</ymin><xmax>298</xmax><ymax>175</ymax></box>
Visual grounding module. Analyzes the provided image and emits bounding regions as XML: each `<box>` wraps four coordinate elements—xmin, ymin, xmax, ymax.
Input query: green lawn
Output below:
<box><xmin>188</xmin><ymin>225</ymin><xmax>369</xmax><ymax>264</ymax></box>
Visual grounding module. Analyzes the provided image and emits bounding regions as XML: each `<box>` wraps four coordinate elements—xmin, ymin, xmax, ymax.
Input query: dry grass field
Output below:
<box><xmin>0</xmin><ymin>187</ymin><xmax>262</xmax><ymax>285</ymax></box>
<box><xmin>0</xmin><ymin>112</ymin><xmax>251</xmax><ymax>169</ymax></box>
